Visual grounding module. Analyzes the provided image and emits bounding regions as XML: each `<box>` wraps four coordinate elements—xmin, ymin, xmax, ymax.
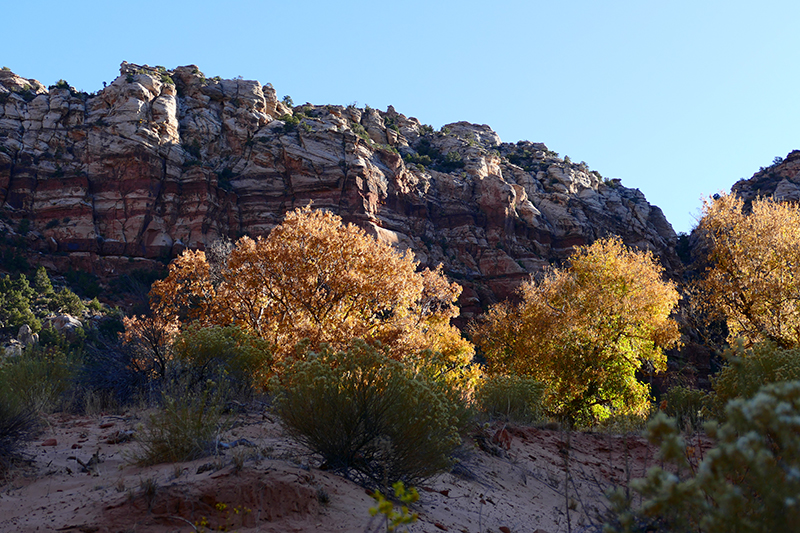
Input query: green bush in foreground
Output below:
<box><xmin>475</xmin><ymin>374</ymin><xmax>545</xmax><ymax>424</ymax></box>
<box><xmin>272</xmin><ymin>340</ymin><xmax>461</xmax><ymax>488</ymax></box>
<box><xmin>135</xmin><ymin>377</ymin><xmax>232</xmax><ymax>465</ymax></box>
<box><xmin>606</xmin><ymin>380</ymin><xmax>800</xmax><ymax>533</ymax></box>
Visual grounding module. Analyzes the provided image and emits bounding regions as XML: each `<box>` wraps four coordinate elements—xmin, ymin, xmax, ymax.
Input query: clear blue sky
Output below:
<box><xmin>5</xmin><ymin>0</ymin><xmax>799</xmax><ymax>234</ymax></box>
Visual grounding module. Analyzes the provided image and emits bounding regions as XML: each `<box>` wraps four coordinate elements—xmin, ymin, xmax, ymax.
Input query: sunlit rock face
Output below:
<box><xmin>0</xmin><ymin>63</ymin><xmax>678</xmax><ymax>315</ymax></box>
<box><xmin>730</xmin><ymin>150</ymin><xmax>800</xmax><ymax>203</ymax></box>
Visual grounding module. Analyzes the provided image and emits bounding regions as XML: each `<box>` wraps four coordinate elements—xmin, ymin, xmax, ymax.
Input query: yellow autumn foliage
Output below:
<box><xmin>697</xmin><ymin>193</ymin><xmax>800</xmax><ymax>348</ymax></box>
<box><xmin>472</xmin><ymin>237</ymin><xmax>680</xmax><ymax>425</ymax></box>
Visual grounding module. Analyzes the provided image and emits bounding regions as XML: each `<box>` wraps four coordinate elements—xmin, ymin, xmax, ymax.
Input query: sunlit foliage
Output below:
<box><xmin>472</xmin><ymin>237</ymin><xmax>680</xmax><ymax>425</ymax></box>
<box><xmin>121</xmin><ymin>315</ymin><xmax>179</xmax><ymax>379</ymax></box>
<box><xmin>697</xmin><ymin>193</ymin><xmax>800</xmax><ymax>348</ymax></box>
<box><xmin>150</xmin><ymin>207</ymin><xmax>474</xmax><ymax>375</ymax></box>
<box><xmin>171</xmin><ymin>324</ymin><xmax>273</xmax><ymax>390</ymax></box>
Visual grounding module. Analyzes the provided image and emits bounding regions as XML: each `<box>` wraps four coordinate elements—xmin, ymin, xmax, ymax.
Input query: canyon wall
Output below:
<box><xmin>0</xmin><ymin>63</ymin><xmax>679</xmax><ymax>316</ymax></box>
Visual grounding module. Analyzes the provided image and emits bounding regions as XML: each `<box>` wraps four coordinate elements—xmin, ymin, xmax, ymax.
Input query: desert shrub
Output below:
<box><xmin>37</xmin><ymin>326</ymin><xmax>62</xmax><ymax>347</ymax></box>
<box><xmin>368</xmin><ymin>481</ymin><xmax>419</xmax><ymax>532</ymax></box>
<box><xmin>436</xmin><ymin>151</ymin><xmax>466</xmax><ymax>172</ymax></box>
<box><xmin>710</xmin><ymin>341</ymin><xmax>800</xmax><ymax>419</ymax></box>
<box><xmin>662</xmin><ymin>385</ymin><xmax>711</xmax><ymax>432</ymax></box>
<box><xmin>606</xmin><ymin>380</ymin><xmax>800</xmax><ymax>533</ymax></box>
<box><xmin>170</xmin><ymin>324</ymin><xmax>273</xmax><ymax>394</ymax></box>
<box><xmin>32</xmin><ymin>266</ymin><xmax>54</xmax><ymax>297</ymax></box>
<box><xmin>74</xmin><ymin>340</ymin><xmax>155</xmax><ymax>410</ymax></box>
<box><xmin>48</xmin><ymin>287</ymin><xmax>85</xmax><ymax>315</ymax></box>
<box><xmin>37</xmin><ymin>323</ymin><xmax>86</xmax><ymax>357</ymax></box>
<box><xmin>475</xmin><ymin>375</ymin><xmax>545</xmax><ymax>424</ymax></box>
<box><xmin>0</xmin><ymin>273</ymin><xmax>40</xmax><ymax>333</ymax></box>
<box><xmin>402</xmin><ymin>345</ymin><xmax>481</xmax><ymax>432</ymax></box>
<box><xmin>403</xmin><ymin>152</ymin><xmax>433</xmax><ymax>167</ymax></box>
<box><xmin>87</xmin><ymin>297</ymin><xmax>102</xmax><ymax>313</ymax></box>
<box><xmin>95</xmin><ymin>308</ymin><xmax>126</xmax><ymax>340</ymax></box>
<box><xmin>595</xmin><ymin>411</ymin><xmax>653</xmax><ymax>435</ymax></box>
<box><xmin>0</xmin><ymin>396</ymin><xmax>40</xmax><ymax>472</ymax></box>
<box><xmin>272</xmin><ymin>340</ymin><xmax>462</xmax><ymax>488</ymax></box>
<box><xmin>135</xmin><ymin>376</ymin><xmax>232</xmax><ymax>465</ymax></box>
<box><xmin>0</xmin><ymin>346</ymin><xmax>76</xmax><ymax>414</ymax></box>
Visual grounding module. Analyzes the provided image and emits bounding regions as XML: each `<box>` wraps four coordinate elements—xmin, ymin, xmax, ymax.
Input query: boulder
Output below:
<box><xmin>17</xmin><ymin>324</ymin><xmax>39</xmax><ymax>347</ymax></box>
<box><xmin>3</xmin><ymin>341</ymin><xmax>23</xmax><ymax>359</ymax></box>
<box><xmin>44</xmin><ymin>315</ymin><xmax>84</xmax><ymax>339</ymax></box>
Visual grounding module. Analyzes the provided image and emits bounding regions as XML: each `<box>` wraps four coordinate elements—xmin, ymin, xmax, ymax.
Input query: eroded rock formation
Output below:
<box><xmin>0</xmin><ymin>63</ymin><xmax>679</xmax><ymax>315</ymax></box>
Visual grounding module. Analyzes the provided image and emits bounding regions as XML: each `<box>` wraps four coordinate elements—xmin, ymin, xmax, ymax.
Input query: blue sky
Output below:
<box><xmin>5</xmin><ymin>0</ymin><xmax>799</xmax><ymax>234</ymax></box>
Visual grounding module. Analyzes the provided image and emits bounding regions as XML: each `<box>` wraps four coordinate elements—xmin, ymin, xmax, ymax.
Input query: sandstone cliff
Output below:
<box><xmin>730</xmin><ymin>150</ymin><xmax>800</xmax><ymax>202</ymax></box>
<box><xmin>0</xmin><ymin>63</ymin><xmax>678</xmax><ymax>315</ymax></box>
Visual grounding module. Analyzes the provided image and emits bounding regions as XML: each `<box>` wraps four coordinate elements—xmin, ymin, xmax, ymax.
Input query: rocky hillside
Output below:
<box><xmin>731</xmin><ymin>150</ymin><xmax>800</xmax><ymax>202</ymax></box>
<box><xmin>0</xmin><ymin>63</ymin><xmax>679</xmax><ymax>315</ymax></box>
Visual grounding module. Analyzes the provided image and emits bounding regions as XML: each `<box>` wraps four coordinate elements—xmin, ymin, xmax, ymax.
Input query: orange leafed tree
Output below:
<box><xmin>697</xmin><ymin>193</ymin><xmax>800</xmax><ymax>348</ymax></box>
<box><xmin>120</xmin><ymin>315</ymin><xmax>180</xmax><ymax>379</ymax></box>
<box><xmin>471</xmin><ymin>237</ymin><xmax>680</xmax><ymax>425</ymax></box>
<box><xmin>150</xmin><ymin>207</ymin><xmax>474</xmax><ymax>373</ymax></box>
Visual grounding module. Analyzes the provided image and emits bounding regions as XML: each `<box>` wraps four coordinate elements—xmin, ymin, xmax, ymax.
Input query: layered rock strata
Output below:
<box><xmin>0</xmin><ymin>63</ymin><xmax>678</xmax><ymax>315</ymax></box>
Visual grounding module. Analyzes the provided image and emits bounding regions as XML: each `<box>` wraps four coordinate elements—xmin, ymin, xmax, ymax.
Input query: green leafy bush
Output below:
<box><xmin>710</xmin><ymin>341</ymin><xmax>800</xmax><ymax>418</ymax></box>
<box><xmin>475</xmin><ymin>375</ymin><xmax>544</xmax><ymax>424</ymax></box>
<box><xmin>272</xmin><ymin>340</ymin><xmax>462</xmax><ymax>487</ymax></box>
<box><xmin>606</xmin><ymin>381</ymin><xmax>800</xmax><ymax>533</ymax></box>
<box><xmin>171</xmin><ymin>325</ymin><xmax>273</xmax><ymax>393</ymax></box>
<box><xmin>135</xmin><ymin>377</ymin><xmax>232</xmax><ymax>465</ymax></box>
<box><xmin>662</xmin><ymin>385</ymin><xmax>711</xmax><ymax>432</ymax></box>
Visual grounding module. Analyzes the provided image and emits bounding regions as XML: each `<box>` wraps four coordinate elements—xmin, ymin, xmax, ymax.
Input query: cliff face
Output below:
<box><xmin>0</xmin><ymin>63</ymin><xmax>678</xmax><ymax>316</ymax></box>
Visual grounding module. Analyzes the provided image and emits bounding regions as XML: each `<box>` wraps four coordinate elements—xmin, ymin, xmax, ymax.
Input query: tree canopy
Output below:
<box><xmin>471</xmin><ymin>237</ymin><xmax>680</xmax><ymax>424</ymax></box>
<box><xmin>697</xmin><ymin>193</ymin><xmax>800</xmax><ymax>348</ymax></box>
<box><xmin>149</xmin><ymin>207</ymin><xmax>474</xmax><ymax>375</ymax></box>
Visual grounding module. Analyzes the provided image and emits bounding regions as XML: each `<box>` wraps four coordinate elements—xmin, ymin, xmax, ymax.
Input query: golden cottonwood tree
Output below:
<box><xmin>697</xmin><ymin>193</ymin><xmax>800</xmax><ymax>348</ymax></box>
<box><xmin>471</xmin><ymin>237</ymin><xmax>680</xmax><ymax>424</ymax></box>
<box><xmin>149</xmin><ymin>207</ymin><xmax>474</xmax><ymax>375</ymax></box>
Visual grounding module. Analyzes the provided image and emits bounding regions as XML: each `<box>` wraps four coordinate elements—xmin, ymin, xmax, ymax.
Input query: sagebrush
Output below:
<box><xmin>606</xmin><ymin>380</ymin><xmax>800</xmax><ymax>533</ymax></box>
<box><xmin>272</xmin><ymin>340</ymin><xmax>461</xmax><ymax>488</ymax></box>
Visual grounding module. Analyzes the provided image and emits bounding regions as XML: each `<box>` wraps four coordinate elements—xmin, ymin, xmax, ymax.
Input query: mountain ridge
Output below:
<box><xmin>0</xmin><ymin>62</ymin><xmax>679</xmax><ymax>315</ymax></box>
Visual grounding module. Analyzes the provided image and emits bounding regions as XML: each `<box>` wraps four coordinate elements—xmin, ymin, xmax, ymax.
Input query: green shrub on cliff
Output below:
<box><xmin>0</xmin><ymin>273</ymin><xmax>40</xmax><ymax>333</ymax></box>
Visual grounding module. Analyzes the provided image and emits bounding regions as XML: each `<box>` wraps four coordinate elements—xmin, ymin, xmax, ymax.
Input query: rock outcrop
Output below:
<box><xmin>0</xmin><ymin>63</ymin><xmax>679</xmax><ymax>315</ymax></box>
<box><xmin>730</xmin><ymin>150</ymin><xmax>800</xmax><ymax>203</ymax></box>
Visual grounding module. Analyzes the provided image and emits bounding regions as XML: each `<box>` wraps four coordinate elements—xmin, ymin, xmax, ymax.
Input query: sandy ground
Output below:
<box><xmin>0</xmin><ymin>410</ymin><xmax>708</xmax><ymax>533</ymax></box>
